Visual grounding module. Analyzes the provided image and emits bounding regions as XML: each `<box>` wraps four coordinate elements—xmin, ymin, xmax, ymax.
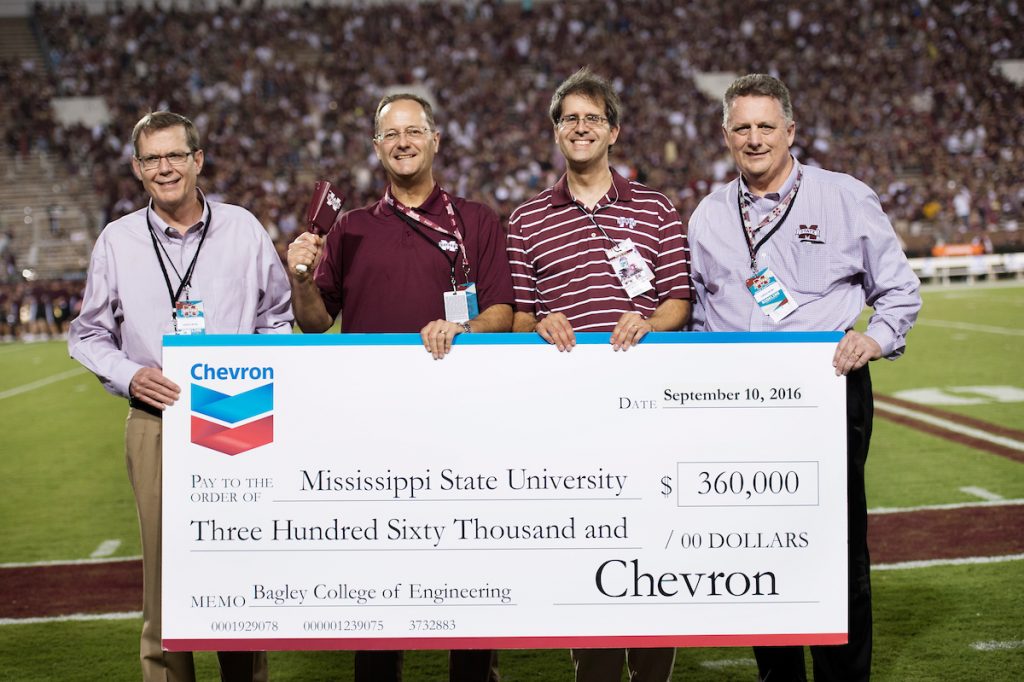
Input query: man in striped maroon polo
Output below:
<box><xmin>507</xmin><ymin>68</ymin><xmax>691</xmax><ymax>358</ymax></box>
<box><xmin>506</xmin><ymin>68</ymin><xmax>690</xmax><ymax>682</ymax></box>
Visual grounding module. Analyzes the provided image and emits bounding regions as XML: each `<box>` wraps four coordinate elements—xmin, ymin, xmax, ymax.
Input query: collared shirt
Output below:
<box><xmin>314</xmin><ymin>184</ymin><xmax>514</xmax><ymax>333</ymax></box>
<box><xmin>506</xmin><ymin>169</ymin><xmax>691</xmax><ymax>332</ymax></box>
<box><xmin>688</xmin><ymin>159</ymin><xmax>921</xmax><ymax>358</ymax></box>
<box><xmin>69</xmin><ymin>194</ymin><xmax>293</xmax><ymax>398</ymax></box>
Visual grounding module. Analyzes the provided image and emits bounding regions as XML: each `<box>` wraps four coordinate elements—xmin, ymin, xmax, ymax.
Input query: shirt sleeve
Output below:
<box><xmin>857</xmin><ymin>191</ymin><xmax>922</xmax><ymax>358</ymax></box>
<box><xmin>686</xmin><ymin>210</ymin><xmax>709</xmax><ymax>331</ymax></box>
<box><xmin>506</xmin><ymin>212</ymin><xmax>538</xmax><ymax>315</ymax></box>
<box><xmin>314</xmin><ymin>215</ymin><xmax>345</xmax><ymax>321</ymax></box>
<box><xmin>653</xmin><ymin>202</ymin><xmax>692</xmax><ymax>302</ymax></box>
<box><xmin>254</xmin><ymin>224</ymin><xmax>294</xmax><ymax>334</ymax></box>
<box><xmin>67</xmin><ymin>232</ymin><xmax>144</xmax><ymax>398</ymax></box>
<box><xmin>469</xmin><ymin>204</ymin><xmax>514</xmax><ymax>313</ymax></box>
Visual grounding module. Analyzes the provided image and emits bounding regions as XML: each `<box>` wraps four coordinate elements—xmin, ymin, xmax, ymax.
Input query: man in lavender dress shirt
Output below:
<box><xmin>688</xmin><ymin>74</ymin><xmax>921</xmax><ymax>682</ymax></box>
<box><xmin>68</xmin><ymin>111</ymin><xmax>292</xmax><ymax>682</ymax></box>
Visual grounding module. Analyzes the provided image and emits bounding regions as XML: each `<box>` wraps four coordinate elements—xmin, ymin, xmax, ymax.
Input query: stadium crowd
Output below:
<box><xmin>2</xmin><ymin>0</ymin><xmax>1022</xmax><ymax>284</ymax></box>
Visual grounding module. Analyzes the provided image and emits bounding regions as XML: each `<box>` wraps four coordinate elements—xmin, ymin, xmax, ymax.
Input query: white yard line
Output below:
<box><xmin>873</xmin><ymin>553</ymin><xmax>1024</xmax><ymax>571</ymax></box>
<box><xmin>971</xmin><ymin>640</ymin><xmax>1024</xmax><ymax>652</ymax></box>
<box><xmin>874</xmin><ymin>401</ymin><xmax>1024</xmax><ymax>452</ymax></box>
<box><xmin>0</xmin><ymin>555</ymin><xmax>140</xmax><ymax>569</ymax></box>
<box><xmin>0</xmin><ymin>611</ymin><xmax>140</xmax><ymax>626</ymax></box>
<box><xmin>700</xmin><ymin>658</ymin><xmax>758</xmax><ymax>669</ymax></box>
<box><xmin>958</xmin><ymin>486</ymin><xmax>1004</xmax><ymax>502</ymax></box>
<box><xmin>914</xmin><ymin>318</ymin><xmax>1024</xmax><ymax>336</ymax></box>
<box><xmin>869</xmin><ymin>498</ymin><xmax>1024</xmax><ymax>515</ymax></box>
<box><xmin>89</xmin><ymin>540</ymin><xmax>122</xmax><ymax>559</ymax></box>
<box><xmin>0</xmin><ymin>367</ymin><xmax>87</xmax><ymax>401</ymax></box>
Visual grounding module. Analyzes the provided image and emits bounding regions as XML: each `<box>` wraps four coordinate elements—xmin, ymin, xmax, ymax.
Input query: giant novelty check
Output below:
<box><xmin>161</xmin><ymin>331</ymin><xmax>848</xmax><ymax>651</ymax></box>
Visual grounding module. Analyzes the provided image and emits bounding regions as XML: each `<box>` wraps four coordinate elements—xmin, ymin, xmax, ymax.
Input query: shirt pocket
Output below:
<box><xmin>791</xmin><ymin>241</ymin><xmax>831</xmax><ymax>294</ymax></box>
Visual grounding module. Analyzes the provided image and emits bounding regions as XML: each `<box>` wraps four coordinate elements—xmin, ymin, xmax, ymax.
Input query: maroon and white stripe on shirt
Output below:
<box><xmin>507</xmin><ymin>170</ymin><xmax>691</xmax><ymax>333</ymax></box>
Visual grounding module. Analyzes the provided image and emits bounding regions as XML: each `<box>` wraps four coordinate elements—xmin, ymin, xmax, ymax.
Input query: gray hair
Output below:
<box><xmin>722</xmin><ymin>74</ymin><xmax>794</xmax><ymax>127</ymax></box>
<box><xmin>132</xmin><ymin>111</ymin><xmax>200</xmax><ymax>157</ymax></box>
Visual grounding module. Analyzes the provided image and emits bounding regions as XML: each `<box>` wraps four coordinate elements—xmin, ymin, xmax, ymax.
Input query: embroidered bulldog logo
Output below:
<box><xmin>798</xmin><ymin>224</ymin><xmax>824</xmax><ymax>244</ymax></box>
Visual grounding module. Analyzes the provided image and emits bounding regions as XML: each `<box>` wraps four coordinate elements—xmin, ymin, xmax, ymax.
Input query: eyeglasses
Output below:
<box><xmin>137</xmin><ymin>151</ymin><xmax>195</xmax><ymax>170</ymax></box>
<box><xmin>557</xmin><ymin>114</ymin><xmax>610</xmax><ymax>129</ymax></box>
<box><xmin>375</xmin><ymin>126</ymin><xmax>432</xmax><ymax>143</ymax></box>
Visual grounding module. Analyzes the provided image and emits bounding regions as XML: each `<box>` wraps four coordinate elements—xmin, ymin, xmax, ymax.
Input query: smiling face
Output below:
<box><xmin>722</xmin><ymin>95</ymin><xmax>796</xmax><ymax>195</ymax></box>
<box><xmin>372</xmin><ymin>98</ymin><xmax>439</xmax><ymax>187</ymax></box>
<box><xmin>554</xmin><ymin>93</ymin><xmax>620</xmax><ymax>173</ymax></box>
<box><xmin>131</xmin><ymin>125</ymin><xmax>203</xmax><ymax>224</ymax></box>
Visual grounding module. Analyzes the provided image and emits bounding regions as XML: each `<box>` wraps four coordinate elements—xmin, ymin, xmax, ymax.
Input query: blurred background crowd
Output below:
<box><xmin>0</xmin><ymin>0</ymin><xmax>1022</xmax><ymax>341</ymax></box>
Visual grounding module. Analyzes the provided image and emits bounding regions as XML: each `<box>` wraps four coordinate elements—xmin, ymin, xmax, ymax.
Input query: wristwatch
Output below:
<box><xmin>460</xmin><ymin>321</ymin><xmax>472</xmax><ymax>334</ymax></box>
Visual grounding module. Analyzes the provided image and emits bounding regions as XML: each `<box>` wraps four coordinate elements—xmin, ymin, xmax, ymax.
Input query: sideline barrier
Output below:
<box><xmin>908</xmin><ymin>252</ymin><xmax>1024</xmax><ymax>285</ymax></box>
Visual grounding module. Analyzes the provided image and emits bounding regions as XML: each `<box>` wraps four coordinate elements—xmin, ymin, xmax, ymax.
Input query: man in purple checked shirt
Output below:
<box><xmin>69</xmin><ymin>111</ymin><xmax>292</xmax><ymax>682</ymax></box>
<box><xmin>687</xmin><ymin>74</ymin><xmax>921</xmax><ymax>682</ymax></box>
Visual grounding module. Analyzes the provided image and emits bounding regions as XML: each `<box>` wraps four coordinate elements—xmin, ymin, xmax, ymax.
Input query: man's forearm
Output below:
<box><xmin>469</xmin><ymin>304</ymin><xmax>513</xmax><ymax>333</ymax></box>
<box><xmin>289</xmin><ymin>278</ymin><xmax>334</xmax><ymax>333</ymax></box>
<box><xmin>512</xmin><ymin>311</ymin><xmax>538</xmax><ymax>333</ymax></box>
<box><xmin>647</xmin><ymin>298</ymin><xmax>690</xmax><ymax>331</ymax></box>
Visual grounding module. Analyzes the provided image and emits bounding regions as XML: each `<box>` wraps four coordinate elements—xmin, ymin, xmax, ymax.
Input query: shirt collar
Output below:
<box><xmin>147</xmin><ymin>189</ymin><xmax>210</xmax><ymax>239</ymax></box>
<box><xmin>739</xmin><ymin>156</ymin><xmax>800</xmax><ymax>205</ymax></box>
<box><xmin>379</xmin><ymin>183</ymin><xmax>444</xmax><ymax>216</ymax></box>
<box><xmin>551</xmin><ymin>168</ymin><xmax>634</xmax><ymax>208</ymax></box>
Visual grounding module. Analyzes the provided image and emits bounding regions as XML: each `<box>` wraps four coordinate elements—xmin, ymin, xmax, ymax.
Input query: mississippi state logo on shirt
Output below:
<box><xmin>797</xmin><ymin>224</ymin><xmax>824</xmax><ymax>244</ymax></box>
<box><xmin>438</xmin><ymin>239</ymin><xmax>459</xmax><ymax>253</ymax></box>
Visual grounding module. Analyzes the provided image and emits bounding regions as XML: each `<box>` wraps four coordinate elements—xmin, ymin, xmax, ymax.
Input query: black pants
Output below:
<box><xmin>355</xmin><ymin>650</ymin><xmax>499</xmax><ymax>682</ymax></box>
<box><xmin>754</xmin><ymin>364</ymin><xmax>874</xmax><ymax>682</ymax></box>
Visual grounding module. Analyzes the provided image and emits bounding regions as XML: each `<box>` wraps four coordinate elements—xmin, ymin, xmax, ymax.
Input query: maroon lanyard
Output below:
<box><xmin>737</xmin><ymin>166</ymin><xmax>803</xmax><ymax>273</ymax></box>
<box><xmin>385</xmin><ymin>186</ymin><xmax>471</xmax><ymax>285</ymax></box>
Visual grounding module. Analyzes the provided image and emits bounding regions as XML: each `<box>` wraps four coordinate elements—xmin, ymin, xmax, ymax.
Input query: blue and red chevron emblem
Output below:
<box><xmin>190</xmin><ymin>382</ymin><xmax>273</xmax><ymax>455</ymax></box>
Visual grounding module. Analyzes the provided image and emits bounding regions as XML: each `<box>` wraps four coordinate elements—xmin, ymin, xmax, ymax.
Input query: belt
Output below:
<box><xmin>128</xmin><ymin>397</ymin><xmax>163</xmax><ymax>419</ymax></box>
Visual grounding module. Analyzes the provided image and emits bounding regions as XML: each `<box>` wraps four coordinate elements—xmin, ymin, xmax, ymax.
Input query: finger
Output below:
<box><xmin>431</xmin><ymin>326</ymin><xmax>449</xmax><ymax>360</ymax></box>
<box><xmin>832</xmin><ymin>334</ymin><xmax>856</xmax><ymax>368</ymax></box>
<box><xmin>618</xmin><ymin>324</ymin><xmax>642</xmax><ymax>351</ymax></box>
<box><xmin>625</xmin><ymin>323</ymin><xmax>650</xmax><ymax>350</ymax></box>
<box><xmin>550</xmin><ymin>324</ymin><xmax>574</xmax><ymax>352</ymax></box>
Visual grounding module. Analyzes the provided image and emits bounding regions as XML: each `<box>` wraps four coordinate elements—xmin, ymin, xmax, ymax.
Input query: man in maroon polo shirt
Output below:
<box><xmin>507</xmin><ymin>68</ymin><xmax>691</xmax><ymax>357</ymax></box>
<box><xmin>287</xmin><ymin>93</ymin><xmax>511</xmax><ymax>680</ymax></box>
<box><xmin>506</xmin><ymin>68</ymin><xmax>691</xmax><ymax>682</ymax></box>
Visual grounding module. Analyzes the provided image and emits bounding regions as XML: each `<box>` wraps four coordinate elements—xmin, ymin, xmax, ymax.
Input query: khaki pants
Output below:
<box><xmin>126</xmin><ymin>408</ymin><xmax>268</xmax><ymax>682</ymax></box>
<box><xmin>571</xmin><ymin>648</ymin><xmax>675</xmax><ymax>682</ymax></box>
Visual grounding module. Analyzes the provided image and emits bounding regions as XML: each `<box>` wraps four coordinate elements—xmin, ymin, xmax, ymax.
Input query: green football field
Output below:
<box><xmin>1</xmin><ymin>283</ymin><xmax>1021</xmax><ymax>680</ymax></box>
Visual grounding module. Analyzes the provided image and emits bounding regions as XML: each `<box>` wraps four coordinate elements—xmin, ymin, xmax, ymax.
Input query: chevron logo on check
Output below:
<box><xmin>191</xmin><ymin>382</ymin><xmax>274</xmax><ymax>455</ymax></box>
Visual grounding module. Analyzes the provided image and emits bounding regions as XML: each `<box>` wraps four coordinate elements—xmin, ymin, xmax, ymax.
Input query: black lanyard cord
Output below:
<box><xmin>146</xmin><ymin>204</ymin><xmax>212</xmax><ymax>310</ymax></box>
<box><xmin>395</xmin><ymin>208</ymin><xmax>465</xmax><ymax>289</ymax></box>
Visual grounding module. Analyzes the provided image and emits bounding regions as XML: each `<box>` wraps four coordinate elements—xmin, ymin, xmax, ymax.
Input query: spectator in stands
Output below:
<box><xmin>687</xmin><ymin>73</ymin><xmax>922</xmax><ymax>682</ymax></box>
<box><xmin>9</xmin><ymin>0</ymin><xmax>1017</xmax><ymax>267</ymax></box>
<box><xmin>68</xmin><ymin>111</ymin><xmax>291</xmax><ymax>682</ymax></box>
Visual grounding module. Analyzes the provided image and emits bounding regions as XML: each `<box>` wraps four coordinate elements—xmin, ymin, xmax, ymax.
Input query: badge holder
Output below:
<box><xmin>174</xmin><ymin>299</ymin><xmax>206</xmax><ymax>335</ymax></box>
<box><xmin>443</xmin><ymin>282</ymin><xmax>479</xmax><ymax>323</ymax></box>
<box><xmin>606</xmin><ymin>238</ymin><xmax>654</xmax><ymax>298</ymax></box>
<box><xmin>745</xmin><ymin>268</ymin><xmax>799</xmax><ymax>322</ymax></box>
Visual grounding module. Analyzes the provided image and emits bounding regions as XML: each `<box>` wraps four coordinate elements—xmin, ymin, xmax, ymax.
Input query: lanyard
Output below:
<box><xmin>737</xmin><ymin>166</ymin><xmax>802</xmax><ymax>273</ymax></box>
<box><xmin>385</xmin><ymin>186</ymin><xmax>471</xmax><ymax>289</ymax></box>
<box><xmin>146</xmin><ymin>203</ymin><xmax>211</xmax><ymax>313</ymax></box>
<box><xmin>571</xmin><ymin>175</ymin><xmax>621</xmax><ymax>244</ymax></box>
